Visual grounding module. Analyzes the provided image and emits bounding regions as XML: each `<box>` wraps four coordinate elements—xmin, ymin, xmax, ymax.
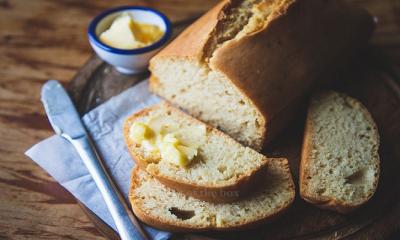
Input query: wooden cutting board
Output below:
<box><xmin>66</xmin><ymin>5</ymin><xmax>400</xmax><ymax>240</ymax></box>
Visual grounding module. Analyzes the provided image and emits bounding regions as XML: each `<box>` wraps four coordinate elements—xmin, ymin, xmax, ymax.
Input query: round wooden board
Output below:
<box><xmin>66</xmin><ymin>2</ymin><xmax>400</xmax><ymax>239</ymax></box>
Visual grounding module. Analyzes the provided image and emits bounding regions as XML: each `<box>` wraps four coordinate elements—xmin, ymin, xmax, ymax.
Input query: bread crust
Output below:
<box><xmin>150</xmin><ymin>0</ymin><xmax>375</xmax><ymax>148</ymax></box>
<box><xmin>129</xmin><ymin>158</ymin><xmax>295</xmax><ymax>232</ymax></box>
<box><xmin>299</xmin><ymin>91</ymin><xmax>380</xmax><ymax>214</ymax></box>
<box><xmin>123</xmin><ymin>102</ymin><xmax>269</xmax><ymax>203</ymax></box>
<box><xmin>150</xmin><ymin>0</ymin><xmax>227</xmax><ymax>61</ymax></box>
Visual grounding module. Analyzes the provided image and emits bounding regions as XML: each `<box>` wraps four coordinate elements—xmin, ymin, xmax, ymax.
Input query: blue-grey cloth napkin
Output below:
<box><xmin>25</xmin><ymin>80</ymin><xmax>171</xmax><ymax>240</ymax></box>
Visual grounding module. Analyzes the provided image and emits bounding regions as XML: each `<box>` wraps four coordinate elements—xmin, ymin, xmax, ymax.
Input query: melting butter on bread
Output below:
<box><xmin>124</xmin><ymin>102</ymin><xmax>269</xmax><ymax>202</ymax></box>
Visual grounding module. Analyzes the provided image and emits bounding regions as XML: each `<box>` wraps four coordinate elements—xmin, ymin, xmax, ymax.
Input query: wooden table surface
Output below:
<box><xmin>0</xmin><ymin>0</ymin><xmax>399</xmax><ymax>239</ymax></box>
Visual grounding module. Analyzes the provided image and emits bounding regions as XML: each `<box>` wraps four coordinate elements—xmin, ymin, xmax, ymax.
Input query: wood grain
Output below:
<box><xmin>0</xmin><ymin>0</ymin><xmax>399</xmax><ymax>239</ymax></box>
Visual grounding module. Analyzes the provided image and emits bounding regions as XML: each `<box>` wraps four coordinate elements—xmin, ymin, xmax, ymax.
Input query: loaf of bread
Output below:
<box><xmin>299</xmin><ymin>91</ymin><xmax>380</xmax><ymax>213</ymax></box>
<box><xmin>129</xmin><ymin>158</ymin><xmax>295</xmax><ymax>231</ymax></box>
<box><xmin>149</xmin><ymin>0</ymin><xmax>374</xmax><ymax>150</ymax></box>
<box><xmin>124</xmin><ymin>102</ymin><xmax>269</xmax><ymax>202</ymax></box>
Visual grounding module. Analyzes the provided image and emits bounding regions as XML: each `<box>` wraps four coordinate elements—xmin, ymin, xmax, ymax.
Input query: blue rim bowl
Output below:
<box><xmin>88</xmin><ymin>6</ymin><xmax>172</xmax><ymax>55</ymax></box>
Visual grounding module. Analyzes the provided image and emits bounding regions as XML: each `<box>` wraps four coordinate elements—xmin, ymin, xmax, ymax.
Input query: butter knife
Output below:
<box><xmin>41</xmin><ymin>80</ymin><xmax>148</xmax><ymax>240</ymax></box>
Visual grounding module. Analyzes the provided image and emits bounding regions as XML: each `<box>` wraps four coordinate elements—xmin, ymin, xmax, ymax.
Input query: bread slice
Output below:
<box><xmin>124</xmin><ymin>102</ymin><xmax>269</xmax><ymax>202</ymax></box>
<box><xmin>129</xmin><ymin>158</ymin><xmax>295</xmax><ymax>231</ymax></box>
<box><xmin>149</xmin><ymin>0</ymin><xmax>374</xmax><ymax>150</ymax></box>
<box><xmin>299</xmin><ymin>91</ymin><xmax>380</xmax><ymax>213</ymax></box>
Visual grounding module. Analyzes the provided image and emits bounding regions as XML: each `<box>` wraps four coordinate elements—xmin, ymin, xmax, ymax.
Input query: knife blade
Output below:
<box><xmin>41</xmin><ymin>80</ymin><xmax>149</xmax><ymax>240</ymax></box>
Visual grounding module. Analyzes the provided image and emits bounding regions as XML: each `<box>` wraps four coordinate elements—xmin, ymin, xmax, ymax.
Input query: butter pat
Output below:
<box><xmin>163</xmin><ymin>133</ymin><xmax>180</xmax><ymax>145</ymax></box>
<box><xmin>99</xmin><ymin>13</ymin><xmax>164</xmax><ymax>50</ymax></box>
<box><xmin>129</xmin><ymin>122</ymin><xmax>154</xmax><ymax>143</ymax></box>
<box><xmin>159</xmin><ymin>142</ymin><xmax>187</xmax><ymax>167</ymax></box>
<box><xmin>176</xmin><ymin>145</ymin><xmax>197</xmax><ymax>160</ymax></box>
<box><xmin>129</xmin><ymin>122</ymin><xmax>203</xmax><ymax>167</ymax></box>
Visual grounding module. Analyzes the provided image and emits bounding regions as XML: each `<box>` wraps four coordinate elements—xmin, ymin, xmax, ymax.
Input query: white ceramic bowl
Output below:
<box><xmin>88</xmin><ymin>6</ymin><xmax>171</xmax><ymax>74</ymax></box>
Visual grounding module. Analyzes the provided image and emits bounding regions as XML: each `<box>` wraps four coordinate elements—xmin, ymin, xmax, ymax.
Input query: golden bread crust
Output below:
<box><xmin>149</xmin><ymin>0</ymin><xmax>374</xmax><ymax>148</ymax></box>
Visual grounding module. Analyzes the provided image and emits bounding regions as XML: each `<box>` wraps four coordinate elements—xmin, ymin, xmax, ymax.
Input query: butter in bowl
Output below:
<box><xmin>88</xmin><ymin>6</ymin><xmax>171</xmax><ymax>74</ymax></box>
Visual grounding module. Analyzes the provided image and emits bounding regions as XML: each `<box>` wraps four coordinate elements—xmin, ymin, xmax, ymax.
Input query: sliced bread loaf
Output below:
<box><xmin>124</xmin><ymin>102</ymin><xmax>269</xmax><ymax>202</ymax></box>
<box><xmin>129</xmin><ymin>158</ymin><xmax>295</xmax><ymax>231</ymax></box>
<box><xmin>149</xmin><ymin>0</ymin><xmax>374</xmax><ymax>150</ymax></box>
<box><xmin>300</xmin><ymin>91</ymin><xmax>380</xmax><ymax>213</ymax></box>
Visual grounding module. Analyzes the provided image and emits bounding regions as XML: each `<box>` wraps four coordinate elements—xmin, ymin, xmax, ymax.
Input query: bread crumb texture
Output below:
<box><xmin>130</xmin><ymin>158</ymin><xmax>294</xmax><ymax>230</ymax></box>
<box><xmin>302</xmin><ymin>91</ymin><xmax>380</xmax><ymax>207</ymax></box>
<box><xmin>150</xmin><ymin>0</ymin><xmax>293</xmax><ymax>149</ymax></box>
<box><xmin>126</xmin><ymin>103</ymin><xmax>267</xmax><ymax>188</ymax></box>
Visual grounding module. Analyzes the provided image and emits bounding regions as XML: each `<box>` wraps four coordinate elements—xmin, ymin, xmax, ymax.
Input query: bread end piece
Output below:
<box><xmin>300</xmin><ymin>91</ymin><xmax>380</xmax><ymax>214</ymax></box>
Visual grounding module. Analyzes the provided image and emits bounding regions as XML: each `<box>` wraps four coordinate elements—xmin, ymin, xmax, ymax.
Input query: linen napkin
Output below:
<box><xmin>25</xmin><ymin>80</ymin><xmax>171</xmax><ymax>240</ymax></box>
